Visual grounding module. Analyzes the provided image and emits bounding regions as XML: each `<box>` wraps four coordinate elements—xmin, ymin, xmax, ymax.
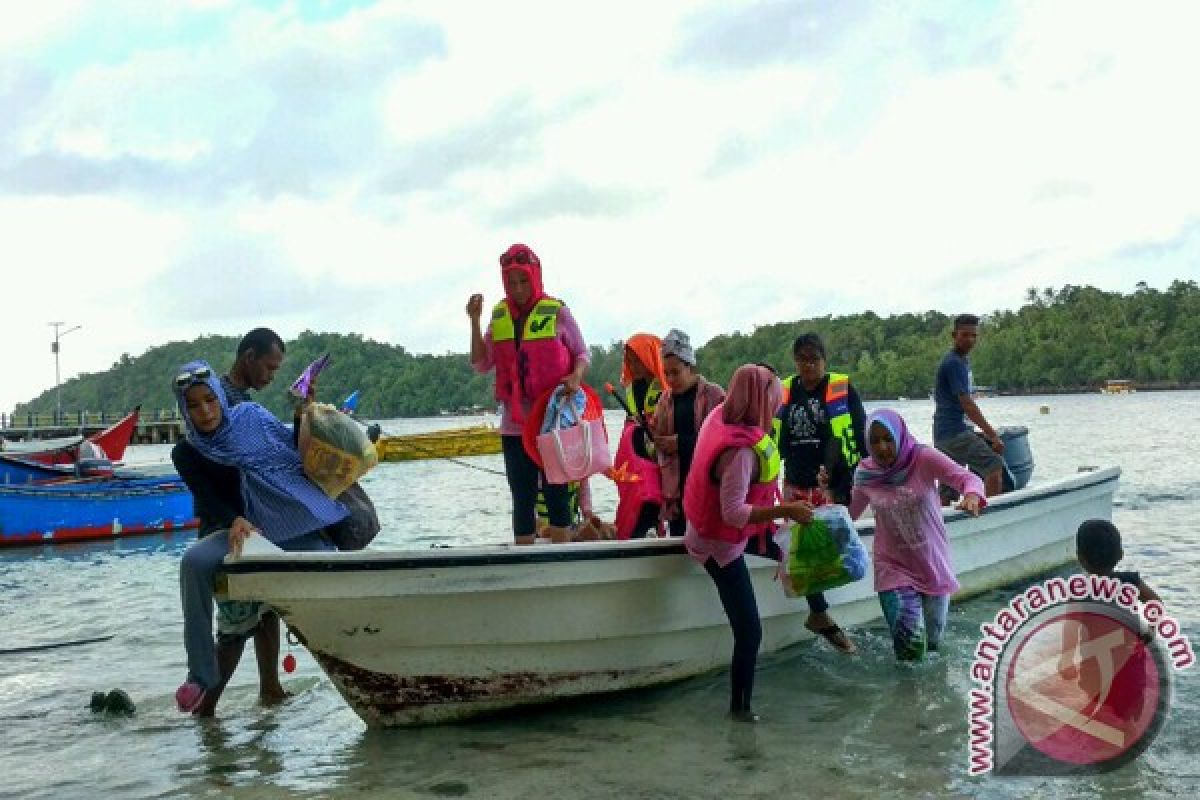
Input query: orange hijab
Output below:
<box><xmin>621</xmin><ymin>333</ymin><xmax>668</xmax><ymax>389</ymax></box>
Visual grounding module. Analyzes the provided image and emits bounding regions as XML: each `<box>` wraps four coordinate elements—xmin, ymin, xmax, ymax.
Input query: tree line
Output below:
<box><xmin>13</xmin><ymin>281</ymin><xmax>1200</xmax><ymax>419</ymax></box>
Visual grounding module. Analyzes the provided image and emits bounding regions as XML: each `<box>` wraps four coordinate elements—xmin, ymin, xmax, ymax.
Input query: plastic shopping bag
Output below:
<box><xmin>786</xmin><ymin>504</ymin><xmax>868</xmax><ymax>597</ymax></box>
<box><xmin>298</xmin><ymin>402</ymin><xmax>379</xmax><ymax>498</ymax></box>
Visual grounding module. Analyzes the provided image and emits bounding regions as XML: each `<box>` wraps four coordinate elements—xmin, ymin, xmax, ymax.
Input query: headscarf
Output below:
<box><xmin>854</xmin><ymin>408</ymin><xmax>922</xmax><ymax>487</ymax></box>
<box><xmin>499</xmin><ymin>242</ymin><xmax>546</xmax><ymax>317</ymax></box>
<box><xmin>173</xmin><ymin>359</ymin><xmax>347</xmax><ymax>542</ymax></box>
<box><xmin>661</xmin><ymin>328</ymin><xmax>696</xmax><ymax>366</ymax></box>
<box><xmin>721</xmin><ymin>364</ymin><xmax>781</xmax><ymax>430</ymax></box>
<box><xmin>621</xmin><ymin>333</ymin><xmax>668</xmax><ymax>389</ymax></box>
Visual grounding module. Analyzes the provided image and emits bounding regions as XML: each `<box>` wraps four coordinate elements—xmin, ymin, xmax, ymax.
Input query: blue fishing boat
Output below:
<box><xmin>0</xmin><ymin>478</ymin><xmax>197</xmax><ymax>547</ymax></box>
<box><xmin>0</xmin><ymin>452</ymin><xmax>178</xmax><ymax>486</ymax></box>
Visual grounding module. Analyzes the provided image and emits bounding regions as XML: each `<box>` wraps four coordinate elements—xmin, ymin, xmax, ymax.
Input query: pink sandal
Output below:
<box><xmin>175</xmin><ymin>680</ymin><xmax>206</xmax><ymax>713</ymax></box>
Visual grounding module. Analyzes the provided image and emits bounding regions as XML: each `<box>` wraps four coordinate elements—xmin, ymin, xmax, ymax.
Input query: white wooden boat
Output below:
<box><xmin>223</xmin><ymin>466</ymin><xmax>1119</xmax><ymax>727</ymax></box>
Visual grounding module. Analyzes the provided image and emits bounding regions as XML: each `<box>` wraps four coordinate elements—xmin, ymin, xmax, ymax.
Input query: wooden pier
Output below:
<box><xmin>0</xmin><ymin>410</ymin><xmax>186</xmax><ymax>446</ymax></box>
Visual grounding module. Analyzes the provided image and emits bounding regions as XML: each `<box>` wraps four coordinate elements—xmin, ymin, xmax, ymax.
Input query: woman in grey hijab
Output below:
<box><xmin>653</xmin><ymin>329</ymin><xmax>726</xmax><ymax>536</ymax></box>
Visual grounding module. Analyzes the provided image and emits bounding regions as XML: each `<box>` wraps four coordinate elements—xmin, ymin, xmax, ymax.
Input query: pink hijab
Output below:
<box><xmin>499</xmin><ymin>243</ymin><xmax>546</xmax><ymax>316</ymax></box>
<box><xmin>722</xmin><ymin>365</ymin><xmax>781</xmax><ymax>431</ymax></box>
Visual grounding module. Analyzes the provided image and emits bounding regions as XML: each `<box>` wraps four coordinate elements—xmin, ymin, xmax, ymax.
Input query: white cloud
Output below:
<box><xmin>2</xmin><ymin>0</ymin><xmax>1199</xmax><ymax>412</ymax></box>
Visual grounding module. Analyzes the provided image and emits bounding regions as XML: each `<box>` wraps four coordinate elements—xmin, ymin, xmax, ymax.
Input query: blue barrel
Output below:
<box><xmin>999</xmin><ymin>425</ymin><xmax>1034</xmax><ymax>491</ymax></box>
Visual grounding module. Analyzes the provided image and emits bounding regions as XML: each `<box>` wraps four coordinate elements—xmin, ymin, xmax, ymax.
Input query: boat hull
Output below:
<box><xmin>5</xmin><ymin>407</ymin><xmax>141</xmax><ymax>465</ymax></box>
<box><xmin>0</xmin><ymin>479</ymin><xmax>197</xmax><ymax>547</ymax></box>
<box><xmin>224</xmin><ymin>467</ymin><xmax>1119</xmax><ymax>726</ymax></box>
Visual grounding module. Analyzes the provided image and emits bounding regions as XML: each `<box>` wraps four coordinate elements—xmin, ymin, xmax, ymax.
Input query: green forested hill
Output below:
<box><xmin>14</xmin><ymin>281</ymin><xmax>1200</xmax><ymax>418</ymax></box>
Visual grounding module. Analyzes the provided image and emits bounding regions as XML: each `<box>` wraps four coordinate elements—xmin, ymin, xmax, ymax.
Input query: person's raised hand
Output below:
<box><xmin>466</xmin><ymin>294</ymin><xmax>484</xmax><ymax>320</ymax></box>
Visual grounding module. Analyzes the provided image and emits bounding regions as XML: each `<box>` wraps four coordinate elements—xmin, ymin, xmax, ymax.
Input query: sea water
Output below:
<box><xmin>1</xmin><ymin>392</ymin><xmax>1197</xmax><ymax>799</ymax></box>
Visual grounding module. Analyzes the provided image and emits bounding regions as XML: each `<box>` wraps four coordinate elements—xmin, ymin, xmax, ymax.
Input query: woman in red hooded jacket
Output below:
<box><xmin>467</xmin><ymin>243</ymin><xmax>590</xmax><ymax>545</ymax></box>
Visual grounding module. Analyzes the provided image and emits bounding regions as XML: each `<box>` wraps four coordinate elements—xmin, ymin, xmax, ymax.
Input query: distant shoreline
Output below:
<box><xmin>863</xmin><ymin>384</ymin><xmax>1200</xmax><ymax>403</ymax></box>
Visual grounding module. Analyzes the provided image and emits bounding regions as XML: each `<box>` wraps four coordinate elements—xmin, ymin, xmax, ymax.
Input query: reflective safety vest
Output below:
<box><xmin>684</xmin><ymin>410</ymin><xmax>781</xmax><ymax>544</ymax></box>
<box><xmin>775</xmin><ymin>372</ymin><xmax>860</xmax><ymax>468</ymax></box>
<box><xmin>489</xmin><ymin>298</ymin><xmax>572</xmax><ymax>422</ymax></box>
<box><xmin>624</xmin><ymin>380</ymin><xmax>662</xmax><ymax>419</ymax></box>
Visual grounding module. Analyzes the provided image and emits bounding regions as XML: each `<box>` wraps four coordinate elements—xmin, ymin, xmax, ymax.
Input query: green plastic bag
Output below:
<box><xmin>786</xmin><ymin>505</ymin><xmax>868</xmax><ymax>596</ymax></box>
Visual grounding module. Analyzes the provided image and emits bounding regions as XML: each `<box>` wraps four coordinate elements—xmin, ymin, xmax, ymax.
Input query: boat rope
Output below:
<box><xmin>440</xmin><ymin>457</ymin><xmax>507</xmax><ymax>476</ymax></box>
<box><xmin>0</xmin><ymin>634</ymin><xmax>114</xmax><ymax>656</ymax></box>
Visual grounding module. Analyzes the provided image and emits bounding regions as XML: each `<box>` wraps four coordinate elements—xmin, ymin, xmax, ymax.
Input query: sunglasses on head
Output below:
<box><xmin>174</xmin><ymin>366</ymin><xmax>212</xmax><ymax>390</ymax></box>
<box><xmin>501</xmin><ymin>249</ymin><xmax>536</xmax><ymax>267</ymax></box>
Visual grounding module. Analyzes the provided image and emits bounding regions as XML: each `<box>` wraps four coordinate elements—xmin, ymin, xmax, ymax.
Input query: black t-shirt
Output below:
<box><xmin>630</xmin><ymin>379</ymin><xmax>653</xmax><ymax>459</ymax></box>
<box><xmin>673</xmin><ymin>385</ymin><xmax>699</xmax><ymax>483</ymax></box>
<box><xmin>777</xmin><ymin>374</ymin><xmax>867</xmax><ymax>504</ymax></box>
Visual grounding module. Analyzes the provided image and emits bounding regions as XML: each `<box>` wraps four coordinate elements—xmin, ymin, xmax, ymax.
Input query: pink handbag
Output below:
<box><xmin>537</xmin><ymin>414</ymin><xmax>612</xmax><ymax>484</ymax></box>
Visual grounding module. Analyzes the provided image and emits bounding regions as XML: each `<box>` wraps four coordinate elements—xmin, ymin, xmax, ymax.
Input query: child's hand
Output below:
<box><xmin>229</xmin><ymin>516</ymin><xmax>258</xmax><ymax>558</ymax></box>
<box><xmin>817</xmin><ymin>465</ymin><xmax>830</xmax><ymax>491</ymax></box>
<box><xmin>957</xmin><ymin>493</ymin><xmax>984</xmax><ymax>517</ymax></box>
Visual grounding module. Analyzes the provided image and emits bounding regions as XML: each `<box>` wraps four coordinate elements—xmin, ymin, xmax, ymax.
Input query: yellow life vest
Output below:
<box><xmin>624</xmin><ymin>380</ymin><xmax>662</xmax><ymax>419</ymax></box>
<box><xmin>489</xmin><ymin>298</ymin><xmax>563</xmax><ymax>342</ymax></box>
<box><xmin>751</xmin><ymin>433</ymin><xmax>781</xmax><ymax>484</ymax></box>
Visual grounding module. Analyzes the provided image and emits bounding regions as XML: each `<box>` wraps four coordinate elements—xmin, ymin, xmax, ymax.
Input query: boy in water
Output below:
<box><xmin>1075</xmin><ymin>519</ymin><xmax>1160</xmax><ymax>604</ymax></box>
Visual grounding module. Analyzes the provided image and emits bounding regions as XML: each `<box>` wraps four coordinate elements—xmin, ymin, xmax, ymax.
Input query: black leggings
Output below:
<box><xmin>704</xmin><ymin>555</ymin><xmax>762</xmax><ymax>713</ymax></box>
<box><xmin>502</xmin><ymin>435</ymin><xmax>571</xmax><ymax>537</ymax></box>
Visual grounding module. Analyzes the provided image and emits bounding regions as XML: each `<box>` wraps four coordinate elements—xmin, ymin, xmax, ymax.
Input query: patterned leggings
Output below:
<box><xmin>878</xmin><ymin>587</ymin><xmax>950</xmax><ymax>661</ymax></box>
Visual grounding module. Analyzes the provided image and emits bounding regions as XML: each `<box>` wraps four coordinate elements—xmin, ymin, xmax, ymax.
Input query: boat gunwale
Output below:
<box><xmin>223</xmin><ymin>467</ymin><xmax>1120</xmax><ymax>574</ymax></box>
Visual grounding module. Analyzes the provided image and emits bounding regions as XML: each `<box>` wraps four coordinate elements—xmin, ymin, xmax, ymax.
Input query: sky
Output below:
<box><xmin>2</xmin><ymin>0</ymin><xmax>1199</xmax><ymax>413</ymax></box>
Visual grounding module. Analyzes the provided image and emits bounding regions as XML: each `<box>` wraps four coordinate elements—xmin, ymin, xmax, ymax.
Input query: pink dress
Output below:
<box><xmin>848</xmin><ymin>447</ymin><xmax>985</xmax><ymax>595</ymax></box>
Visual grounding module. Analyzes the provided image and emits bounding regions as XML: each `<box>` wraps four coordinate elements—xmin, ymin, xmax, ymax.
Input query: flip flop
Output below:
<box><xmin>811</xmin><ymin>624</ymin><xmax>857</xmax><ymax>655</ymax></box>
<box><xmin>174</xmin><ymin>680</ymin><xmax>206</xmax><ymax>714</ymax></box>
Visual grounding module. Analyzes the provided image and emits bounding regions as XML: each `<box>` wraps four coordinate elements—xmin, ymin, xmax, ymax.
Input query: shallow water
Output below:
<box><xmin>2</xmin><ymin>392</ymin><xmax>1197</xmax><ymax>799</ymax></box>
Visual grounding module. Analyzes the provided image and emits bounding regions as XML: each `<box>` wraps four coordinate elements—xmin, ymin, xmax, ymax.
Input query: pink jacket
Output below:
<box><xmin>683</xmin><ymin>413</ymin><xmax>779</xmax><ymax>545</ymax></box>
<box><xmin>612</xmin><ymin>419</ymin><xmax>664</xmax><ymax>539</ymax></box>
<box><xmin>472</xmin><ymin>304</ymin><xmax>589</xmax><ymax>434</ymax></box>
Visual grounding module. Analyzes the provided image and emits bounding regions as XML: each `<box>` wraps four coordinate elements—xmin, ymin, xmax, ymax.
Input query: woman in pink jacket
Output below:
<box><xmin>683</xmin><ymin>364</ymin><xmax>813</xmax><ymax>721</ymax></box>
<box><xmin>848</xmin><ymin>409</ymin><xmax>985</xmax><ymax>661</ymax></box>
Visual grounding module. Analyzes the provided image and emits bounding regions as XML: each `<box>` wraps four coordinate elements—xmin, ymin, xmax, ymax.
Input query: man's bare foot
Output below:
<box><xmin>259</xmin><ymin>685</ymin><xmax>293</xmax><ymax>706</ymax></box>
<box><xmin>194</xmin><ymin>691</ymin><xmax>220</xmax><ymax>717</ymax></box>
<box><xmin>514</xmin><ymin>534</ymin><xmax>536</xmax><ymax>545</ymax></box>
